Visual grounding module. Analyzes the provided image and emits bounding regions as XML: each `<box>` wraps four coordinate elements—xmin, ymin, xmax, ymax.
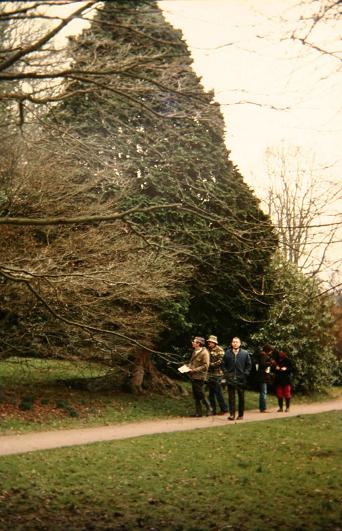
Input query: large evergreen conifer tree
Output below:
<box><xmin>60</xmin><ymin>0</ymin><xmax>276</xmax><ymax>355</ymax></box>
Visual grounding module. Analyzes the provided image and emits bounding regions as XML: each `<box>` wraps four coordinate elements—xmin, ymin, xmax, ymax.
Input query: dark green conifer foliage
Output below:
<box><xmin>59</xmin><ymin>0</ymin><xmax>277</xmax><ymax>353</ymax></box>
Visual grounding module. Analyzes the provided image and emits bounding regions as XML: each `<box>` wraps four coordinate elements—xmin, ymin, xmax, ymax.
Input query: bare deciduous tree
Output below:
<box><xmin>262</xmin><ymin>143</ymin><xmax>342</xmax><ymax>277</ymax></box>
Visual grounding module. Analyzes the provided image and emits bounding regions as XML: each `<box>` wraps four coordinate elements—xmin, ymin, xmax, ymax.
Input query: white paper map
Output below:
<box><xmin>178</xmin><ymin>364</ymin><xmax>191</xmax><ymax>373</ymax></box>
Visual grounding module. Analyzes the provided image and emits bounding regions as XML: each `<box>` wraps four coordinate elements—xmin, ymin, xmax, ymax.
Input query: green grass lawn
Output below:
<box><xmin>0</xmin><ymin>411</ymin><xmax>341</xmax><ymax>530</ymax></box>
<box><xmin>0</xmin><ymin>357</ymin><xmax>341</xmax><ymax>434</ymax></box>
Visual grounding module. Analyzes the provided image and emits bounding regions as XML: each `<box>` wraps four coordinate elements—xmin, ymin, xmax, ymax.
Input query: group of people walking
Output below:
<box><xmin>186</xmin><ymin>335</ymin><xmax>292</xmax><ymax>419</ymax></box>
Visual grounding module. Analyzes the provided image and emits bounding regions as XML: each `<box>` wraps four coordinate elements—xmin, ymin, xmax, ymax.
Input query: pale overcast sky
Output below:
<box><xmin>159</xmin><ymin>0</ymin><xmax>341</xmax><ymax>187</ymax></box>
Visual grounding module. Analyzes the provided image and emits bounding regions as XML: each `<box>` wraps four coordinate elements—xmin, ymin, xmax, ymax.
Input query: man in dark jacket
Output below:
<box><xmin>222</xmin><ymin>337</ymin><xmax>252</xmax><ymax>420</ymax></box>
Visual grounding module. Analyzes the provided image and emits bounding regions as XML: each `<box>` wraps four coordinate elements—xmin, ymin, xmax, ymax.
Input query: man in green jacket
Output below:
<box><xmin>188</xmin><ymin>337</ymin><xmax>213</xmax><ymax>417</ymax></box>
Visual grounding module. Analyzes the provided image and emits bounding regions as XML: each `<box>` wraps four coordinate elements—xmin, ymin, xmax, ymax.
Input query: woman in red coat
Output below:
<box><xmin>273</xmin><ymin>351</ymin><xmax>293</xmax><ymax>412</ymax></box>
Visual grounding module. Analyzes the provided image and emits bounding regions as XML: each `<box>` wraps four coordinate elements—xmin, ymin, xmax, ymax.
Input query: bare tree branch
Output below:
<box><xmin>0</xmin><ymin>203</ymin><xmax>183</xmax><ymax>226</ymax></box>
<box><xmin>0</xmin><ymin>266</ymin><xmax>171</xmax><ymax>356</ymax></box>
<box><xmin>0</xmin><ymin>1</ymin><xmax>99</xmax><ymax>72</ymax></box>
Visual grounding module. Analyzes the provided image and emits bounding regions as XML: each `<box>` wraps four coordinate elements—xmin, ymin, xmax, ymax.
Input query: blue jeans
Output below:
<box><xmin>208</xmin><ymin>376</ymin><xmax>227</xmax><ymax>414</ymax></box>
<box><xmin>259</xmin><ymin>383</ymin><xmax>267</xmax><ymax>411</ymax></box>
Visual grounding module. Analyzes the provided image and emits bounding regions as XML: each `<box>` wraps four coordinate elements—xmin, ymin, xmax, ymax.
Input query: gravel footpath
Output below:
<box><xmin>0</xmin><ymin>399</ymin><xmax>341</xmax><ymax>456</ymax></box>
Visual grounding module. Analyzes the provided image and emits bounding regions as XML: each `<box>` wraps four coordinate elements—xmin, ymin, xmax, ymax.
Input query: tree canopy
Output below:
<box><xmin>252</xmin><ymin>253</ymin><xmax>337</xmax><ymax>392</ymax></box>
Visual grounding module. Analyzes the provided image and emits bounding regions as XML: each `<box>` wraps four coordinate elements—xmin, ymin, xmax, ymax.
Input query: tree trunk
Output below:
<box><xmin>130</xmin><ymin>351</ymin><xmax>186</xmax><ymax>396</ymax></box>
<box><xmin>64</xmin><ymin>352</ymin><xmax>187</xmax><ymax>396</ymax></box>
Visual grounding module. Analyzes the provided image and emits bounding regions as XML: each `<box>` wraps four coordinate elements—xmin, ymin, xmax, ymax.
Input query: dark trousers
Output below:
<box><xmin>191</xmin><ymin>379</ymin><xmax>206</xmax><ymax>401</ymax></box>
<box><xmin>207</xmin><ymin>377</ymin><xmax>227</xmax><ymax>413</ymax></box>
<box><xmin>191</xmin><ymin>380</ymin><xmax>212</xmax><ymax>415</ymax></box>
<box><xmin>227</xmin><ymin>384</ymin><xmax>245</xmax><ymax>418</ymax></box>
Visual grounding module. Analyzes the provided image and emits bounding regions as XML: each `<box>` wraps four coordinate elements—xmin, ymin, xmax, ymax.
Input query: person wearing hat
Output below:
<box><xmin>188</xmin><ymin>336</ymin><xmax>213</xmax><ymax>417</ymax></box>
<box><xmin>206</xmin><ymin>335</ymin><xmax>228</xmax><ymax>415</ymax></box>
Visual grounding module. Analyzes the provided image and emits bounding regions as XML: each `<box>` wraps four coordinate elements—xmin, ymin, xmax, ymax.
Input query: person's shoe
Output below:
<box><xmin>237</xmin><ymin>415</ymin><xmax>244</xmax><ymax>420</ymax></box>
<box><xmin>227</xmin><ymin>415</ymin><xmax>235</xmax><ymax>421</ymax></box>
<box><xmin>260</xmin><ymin>409</ymin><xmax>270</xmax><ymax>413</ymax></box>
<box><xmin>218</xmin><ymin>411</ymin><xmax>228</xmax><ymax>415</ymax></box>
<box><xmin>285</xmin><ymin>407</ymin><xmax>290</xmax><ymax>412</ymax></box>
<box><xmin>277</xmin><ymin>408</ymin><xmax>283</xmax><ymax>412</ymax></box>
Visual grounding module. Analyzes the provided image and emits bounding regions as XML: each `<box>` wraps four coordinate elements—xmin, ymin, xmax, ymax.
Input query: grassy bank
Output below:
<box><xmin>0</xmin><ymin>411</ymin><xmax>341</xmax><ymax>530</ymax></box>
<box><xmin>0</xmin><ymin>357</ymin><xmax>194</xmax><ymax>433</ymax></box>
<box><xmin>0</xmin><ymin>357</ymin><xmax>340</xmax><ymax>434</ymax></box>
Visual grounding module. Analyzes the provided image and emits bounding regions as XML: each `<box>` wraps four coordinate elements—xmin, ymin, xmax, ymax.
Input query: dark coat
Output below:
<box><xmin>273</xmin><ymin>356</ymin><xmax>292</xmax><ymax>387</ymax></box>
<box><xmin>222</xmin><ymin>348</ymin><xmax>252</xmax><ymax>387</ymax></box>
<box><xmin>257</xmin><ymin>351</ymin><xmax>274</xmax><ymax>384</ymax></box>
